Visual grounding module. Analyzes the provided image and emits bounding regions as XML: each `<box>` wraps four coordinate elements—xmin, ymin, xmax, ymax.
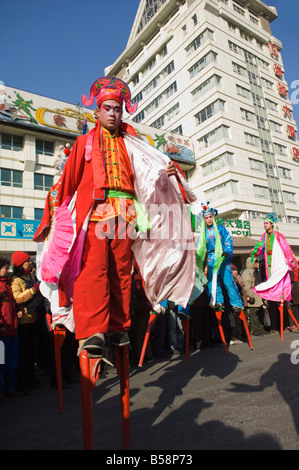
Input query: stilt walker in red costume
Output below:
<box><xmin>34</xmin><ymin>77</ymin><xmax>199</xmax><ymax>356</ymax></box>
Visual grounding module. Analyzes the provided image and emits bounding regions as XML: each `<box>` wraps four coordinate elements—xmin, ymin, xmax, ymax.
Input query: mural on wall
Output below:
<box><xmin>0</xmin><ymin>85</ymin><xmax>196</xmax><ymax>165</ymax></box>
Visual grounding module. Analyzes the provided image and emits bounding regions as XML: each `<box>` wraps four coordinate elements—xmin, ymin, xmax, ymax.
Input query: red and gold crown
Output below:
<box><xmin>81</xmin><ymin>77</ymin><xmax>138</xmax><ymax>114</ymax></box>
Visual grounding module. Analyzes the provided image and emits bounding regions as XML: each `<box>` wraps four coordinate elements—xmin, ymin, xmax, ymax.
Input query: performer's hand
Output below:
<box><xmin>166</xmin><ymin>161</ymin><xmax>177</xmax><ymax>177</ymax></box>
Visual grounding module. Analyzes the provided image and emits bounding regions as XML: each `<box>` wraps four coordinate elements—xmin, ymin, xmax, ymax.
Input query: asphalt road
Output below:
<box><xmin>1</xmin><ymin>330</ymin><xmax>299</xmax><ymax>452</ymax></box>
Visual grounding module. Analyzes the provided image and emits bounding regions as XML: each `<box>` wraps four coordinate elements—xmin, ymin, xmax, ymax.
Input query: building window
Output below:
<box><xmin>248</xmin><ymin>71</ymin><xmax>259</xmax><ymax>86</ymax></box>
<box><xmin>202</xmin><ymin>152</ymin><xmax>235</xmax><ymax>176</ymax></box>
<box><xmin>143</xmin><ymin>61</ymin><xmax>175</xmax><ymax>97</ymax></box>
<box><xmin>241</xmin><ymin>108</ymin><xmax>255</xmax><ymax>123</ymax></box>
<box><xmin>237</xmin><ymin>85</ymin><xmax>251</xmax><ymax>100</ymax></box>
<box><xmin>245</xmin><ymin>132</ymin><xmax>259</xmax><ymax>147</ymax></box>
<box><xmin>278</xmin><ymin>166</ymin><xmax>292</xmax><ymax>180</ymax></box>
<box><xmin>142</xmin><ymin>57</ymin><xmax>156</xmax><ymax>76</ymax></box>
<box><xmin>0</xmin><ymin>169</ymin><xmax>23</xmax><ymax>187</ymax></box>
<box><xmin>36</xmin><ymin>139</ymin><xmax>53</xmax><ymax>156</ymax></box>
<box><xmin>252</xmin><ymin>93</ymin><xmax>264</xmax><ymax>108</ymax></box>
<box><xmin>283</xmin><ymin>191</ymin><xmax>296</xmax><ymax>204</ymax></box>
<box><xmin>34</xmin><ymin>173</ymin><xmax>53</xmax><ymax>191</ymax></box>
<box><xmin>171</xmin><ymin>125</ymin><xmax>183</xmax><ymax>135</ymax></box>
<box><xmin>253</xmin><ymin>185</ymin><xmax>269</xmax><ymax>199</ymax></box>
<box><xmin>205</xmin><ymin>180</ymin><xmax>239</xmax><ymax>200</ymax></box>
<box><xmin>186</xmin><ymin>29</ymin><xmax>213</xmax><ymax>56</ymax></box>
<box><xmin>1</xmin><ymin>133</ymin><xmax>23</xmax><ymax>151</ymax></box>
<box><xmin>274</xmin><ymin>143</ymin><xmax>287</xmax><ymax>155</ymax></box>
<box><xmin>233</xmin><ymin>62</ymin><xmax>247</xmax><ymax>77</ymax></box>
<box><xmin>270</xmin><ymin>120</ymin><xmax>282</xmax><ymax>134</ymax></box>
<box><xmin>132</xmin><ymin>91</ymin><xmax>143</xmax><ymax>104</ymax></box>
<box><xmin>228</xmin><ymin>40</ymin><xmax>243</xmax><ymax>55</ymax></box>
<box><xmin>233</xmin><ymin>2</ymin><xmax>245</xmax><ymax>16</ymax></box>
<box><xmin>145</xmin><ymin>82</ymin><xmax>177</xmax><ymax>115</ymax></box>
<box><xmin>199</xmin><ymin>125</ymin><xmax>230</xmax><ymax>147</ymax></box>
<box><xmin>151</xmin><ymin>103</ymin><xmax>180</xmax><ymax>128</ymax></box>
<box><xmin>256</xmin><ymin>115</ymin><xmax>267</xmax><ymax>130</ymax></box>
<box><xmin>249</xmin><ymin>158</ymin><xmax>264</xmax><ymax>172</ymax></box>
<box><xmin>0</xmin><ymin>205</ymin><xmax>23</xmax><ymax>219</ymax></box>
<box><xmin>249</xmin><ymin>14</ymin><xmax>259</xmax><ymax>25</ymax></box>
<box><xmin>189</xmin><ymin>51</ymin><xmax>217</xmax><ymax>79</ymax></box>
<box><xmin>265</xmin><ymin>163</ymin><xmax>277</xmax><ymax>178</ymax></box>
<box><xmin>192</xmin><ymin>75</ymin><xmax>221</xmax><ymax>101</ymax></box>
<box><xmin>260</xmin><ymin>138</ymin><xmax>272</xmax><ymax>153</ymax></box>
<box><xmin>34</xmin><ymin>208</ymin><xmax>44</xmax><ymax>220</ymax></box>
<box><xmin>261</xmin><ymin>78</ymin><xmax>273</xmax><ymax>90</ymax></box>
<box><xmin>133</xmin><ymin>110</ymin><xmax>145</xmax><ymax>124</ymax></box>
<box><xmin>265</xmin><ymin>99</ymin><xmax>278</xmax><ymax>111</ymax></box>
<box><xmin>192</xmin><ymin>14</ymin><xmax>198</xmax><ymax>26</ymax></box>
<box><xmin>195</xmin><ymin>100</ymin><xmax>225</xmax><ymax>125</ymax></box>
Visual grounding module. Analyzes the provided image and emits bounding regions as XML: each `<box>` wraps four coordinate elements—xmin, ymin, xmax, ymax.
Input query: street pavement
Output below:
<box><xmin>1</xmin><ymin>330</ymin><xmax>299</xmax><ymax>451</ymax></box>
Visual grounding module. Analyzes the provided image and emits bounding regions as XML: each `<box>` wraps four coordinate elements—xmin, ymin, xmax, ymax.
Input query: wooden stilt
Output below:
<box><xmin>279</xmin><ymin>301</ymin><xmax>284</xmax><ymax>341</ymax></box>
<box><xmin>181</xmin><ymin>318</ymin><xmax>190</xmax><ymax>367</ymax></box>
<box><xmin>138</xmin><ymin>312</ymin><xmax>157</xmax><ymax>367</ymax></box>
<box><xmin>239</xmin><ymin>310</ymin><xmax>253</xmax><ymax>350</ymax></box>
<box><xmin>79</xmin><ymin>350</ymin><xmax>98</xmax><ymax>450</ymax></box>
<box><xmin>288</xmin><ymin>307</ymin><xmax>299</xmax><ymax>329</ymax></box>
<box><xmin>53</xmin><ymin>326</ymin><xmax>66</xmax><ymax>413</ymax></box>
<box><xmin>215</xmin><ymin>310</ymin><xmax>228</xmax><ymax>354</ymax></box>
<box><xmin>79</xmin><ymin>345</ymin><xmax>130</xmax><ymax>451</ymax></box>
<box><xmin>114</xmin><ymin>345</ymin><xmax>130</xmax><ymax>450</ymax></box>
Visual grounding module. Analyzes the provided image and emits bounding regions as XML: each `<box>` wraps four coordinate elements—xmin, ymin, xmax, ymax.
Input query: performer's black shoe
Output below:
<box><xmin>232</xmin><ymin>306</ymin><xmax>243</xmax><ymax>313</ymax></box>
<box><xmin>107</xmin><ymin>331</ymin><xmax>130</xmax><ymax>347</ymax></box>
<box><xmin>213</xmin><ymin>303</ymin><xmax>223</xmax><ymax>311</ymax></box>
<box><xmin>78</xmin><ymin>333</ymin><xmax>105</xmax><ymax>356</ymax></box>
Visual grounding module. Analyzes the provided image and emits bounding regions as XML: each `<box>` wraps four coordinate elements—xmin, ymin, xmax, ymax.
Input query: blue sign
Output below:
<box><xmin>0</xmin><ymin>219</ymin><xmax>40</xmax><ymax>239</ymax></box>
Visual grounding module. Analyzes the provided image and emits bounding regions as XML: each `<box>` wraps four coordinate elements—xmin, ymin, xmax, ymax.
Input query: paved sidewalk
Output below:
<box><xmin>1</xmin><ymin>330</ymin><xmax>299</xmax><ymax>450</ymax></box>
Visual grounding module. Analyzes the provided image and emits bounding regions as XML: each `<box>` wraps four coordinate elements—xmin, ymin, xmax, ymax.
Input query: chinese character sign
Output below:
<box><xmin>217</xmin><ymin>219</ymin><xmax>251</xmax><ymax>236</ymax></box>
<box><xmin>269</xmin><ymin>41</ymin><xmax>279</xmax><ymax>59</ymax></box>
<box><xmin>0</xmin><ymin>219</ymin><xmax>40</xmax><ymax>239</ymax></box>
<box><xmin>292</xmin><ymin>147</ymin><xmax>299</xmax><ymax>161</ymax></box>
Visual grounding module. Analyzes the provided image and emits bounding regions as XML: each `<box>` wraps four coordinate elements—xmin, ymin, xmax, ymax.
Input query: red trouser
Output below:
<box><xmin>72</xmin><ymin>219</ymin><xmax>134</xmax><ymax>340</ymax></box>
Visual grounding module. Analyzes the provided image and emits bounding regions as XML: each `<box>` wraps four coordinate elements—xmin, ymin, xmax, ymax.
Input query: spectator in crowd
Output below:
<box><xmin>241</xmin><ymin>257</ymin><xmax>266</xmax><ymax>336</ymax></box>
<box><xmin>0</xmin><ymin>257</ymin><xmax>23</xmax><ymax>403</ymax></box>
<box><xmin>10</xmin><ymin>251</ymin><xmax>42</xmax><ymax>393</ymax></box>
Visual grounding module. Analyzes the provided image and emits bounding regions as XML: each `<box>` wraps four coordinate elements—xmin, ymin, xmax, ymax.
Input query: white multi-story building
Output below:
<box><xmin>106</xmin><ymin>0</ymin><xmax>299</xmax><ymax>264</ymax></box>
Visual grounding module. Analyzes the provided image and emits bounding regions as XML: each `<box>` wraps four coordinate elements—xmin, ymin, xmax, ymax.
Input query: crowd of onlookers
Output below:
<box><xmin>1</xmin><ymin>251</ymin><xmax>299</xmax><ymax>404</ymax></box>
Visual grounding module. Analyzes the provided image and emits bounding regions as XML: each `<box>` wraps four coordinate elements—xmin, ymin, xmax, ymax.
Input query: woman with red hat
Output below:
<box><xmin>11</xmin><ymin>251</ymin><xmax>41</xmax><ymax>392</ymax></box>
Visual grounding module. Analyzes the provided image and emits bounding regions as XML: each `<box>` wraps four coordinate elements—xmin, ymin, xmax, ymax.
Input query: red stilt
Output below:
<box><xmin>79</xmin><ymin>346</ymin><xmax>130</xmax><ymax>451</ymax></box>
<box><xmin>279</xmin><ymin>301</ymin><xmax>284</xmax><ymax>341</ymax></box>
<box><xmin>239</xmin><ymin>310</ymin><xmax>253</xmax><ymax>350</ymax></box>
<box><xmin>215</xmin><ymin>310</ymin><xmax>228</xmax><ymax>354</ymax></box>
<box><xmin>79</xmin><ymin>350</ymin><xmax>99</xmax><ymax>450</ymax></box>
<box><xmin>181</xmin><ymin>318</ymin><xmax>190</xmax><ymax>367</ymax></box>
<box><xmin>114</xmin><ymin>345</ymin><xmax>130</xmax><ymax>450</ymax></box>
<box><xmin>288</xmin><ymin>307</ymin><xmax>299</xmax><ymax>329</ymax></box>
<box><xmin>138</xmin><ymin>312</ymin><xmax>157</xmax><ymax>367</ymax></box>
<box><xmin>53</xmin><ymin>326</ymin><xmax>66</xmax><ymax>413</ymax></box>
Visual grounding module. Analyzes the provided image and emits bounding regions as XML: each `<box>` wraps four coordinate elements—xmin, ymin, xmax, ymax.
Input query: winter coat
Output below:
<box><xmin>241</xmin><ymin>257</ymin><xmax>263</xmax><ymax>308</ymax></box>
<box><xmin>0</xmin><ymin>276</ymin><xmax>18</xmax><ymax>336</ymax></box>
<box><xmin>11</xmin><ymin>273</ymin><xmax>38</xmax><ymax>325</ymax></box>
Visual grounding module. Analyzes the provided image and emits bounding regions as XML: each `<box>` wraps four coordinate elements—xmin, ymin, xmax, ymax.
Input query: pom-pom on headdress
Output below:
<box><xmin>200</xmin><ymin>202</ymin><xmax>218</xmax><ymax>219</ymax></box>
<box><xmin>81</xmin><ymin>77</ymin><xmax>138</xmax><ymax>114</ymax></box>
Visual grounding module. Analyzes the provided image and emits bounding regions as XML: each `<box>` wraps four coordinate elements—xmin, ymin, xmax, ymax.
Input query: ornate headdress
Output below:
<box><xmin>81</xmin><ymin>76</ymin><xmax>138</xmax><ymax>114</ymax></box>
<box><xmin>264</xmin><ymin>212</ymin><xmax>278</xmax><ymax>225</ymax></box>
<box><xmin>200</xmin><ymin>202</ymin><xmax>218</xmax><ymax>219</ymax></box>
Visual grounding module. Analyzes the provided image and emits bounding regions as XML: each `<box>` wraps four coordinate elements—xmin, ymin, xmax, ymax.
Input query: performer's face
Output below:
<box><xmin>204</xmin><ymin>214</ymin><xmax>213</xmax><ymax>226</ymax></box>
<box><xmin>264</xmin><ymin>221</ymin><xmax>273</xmax><ymax>232</ymax></box>
<box><xmin>97</xmin><ymin>100</ymin><xmax>123</xmax><ymax>132</ymax></box>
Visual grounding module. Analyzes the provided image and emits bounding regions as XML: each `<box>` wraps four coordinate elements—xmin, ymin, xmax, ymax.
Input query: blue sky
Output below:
<box><xmin>1</xmin><ymin>0</ymin><xmax>299</xmax><ymax>124</ymax></box>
